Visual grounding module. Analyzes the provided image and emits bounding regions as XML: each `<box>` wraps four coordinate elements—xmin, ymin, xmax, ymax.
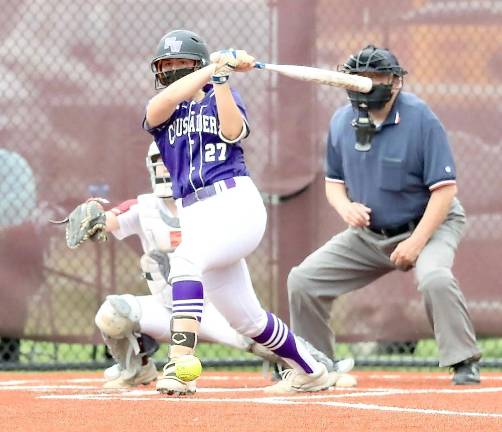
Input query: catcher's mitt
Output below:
<box><xmin>51</xmin><ymin>200</ymin><xmax>107</xmax><ymax>249</ymax></box>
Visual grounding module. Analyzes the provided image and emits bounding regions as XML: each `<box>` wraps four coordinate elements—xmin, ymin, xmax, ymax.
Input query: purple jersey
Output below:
<box><xmin>144</xmin><ymin>84</ymin><xmax>250</xmax><ymax>199</ymax></box>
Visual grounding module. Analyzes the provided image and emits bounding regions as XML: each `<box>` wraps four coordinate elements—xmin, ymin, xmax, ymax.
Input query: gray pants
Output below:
<box><xmin>288</xmin><ymin>198</ymin><xmax>481</xmax><ymax>367</ymax></box>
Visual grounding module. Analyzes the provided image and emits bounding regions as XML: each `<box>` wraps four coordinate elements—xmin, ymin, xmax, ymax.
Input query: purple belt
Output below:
<box><xmin>181</xmin><ymin>178</ymin><xmax>237</xmax><ymax>207</ymax></box>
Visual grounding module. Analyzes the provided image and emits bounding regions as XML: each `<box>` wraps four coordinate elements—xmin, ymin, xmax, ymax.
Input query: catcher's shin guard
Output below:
<box><xmin>104</xmin><ymin>334</ymin><xmax>159</xmax><ymax>383</ymax></box>
<box><xmin>96</xmin><ymin>295</ymin><xmax>160</xmax><ymax>387</ymax></box>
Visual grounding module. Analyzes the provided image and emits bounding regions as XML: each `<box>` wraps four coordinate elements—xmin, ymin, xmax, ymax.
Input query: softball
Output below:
<box><xmin>175</xmin><ymin>355</ymin><xmax>202</xmax><ymax>382</ymax></box>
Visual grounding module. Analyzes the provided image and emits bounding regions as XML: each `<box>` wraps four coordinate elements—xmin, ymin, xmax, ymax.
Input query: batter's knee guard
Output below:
<box><xmin>95</xmin><ymin>295</ymin><xmax>158</xmax><ymax>380</ymax></box>
<box><xmin>167</xmin><ymin>254</ymin><xmax>201</xmax><ymax>284</ymax></box>
<box><xmin>140</xmin><ymin>252</ymin><xmax>173</xmax><ymax>307</ymax></box>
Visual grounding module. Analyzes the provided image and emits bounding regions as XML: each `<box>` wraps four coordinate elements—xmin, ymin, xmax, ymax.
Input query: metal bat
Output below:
<box><xmin>254</xmin><ymin>62</ymin><xmax>373</xmax><ymax>93</ymax></box>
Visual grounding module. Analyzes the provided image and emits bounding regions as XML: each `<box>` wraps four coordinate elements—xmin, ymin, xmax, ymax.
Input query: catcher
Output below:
<box><xmin>57</xmin><ymin>142</ymin><xmax>353</xmax><ymax>389</ymax></box>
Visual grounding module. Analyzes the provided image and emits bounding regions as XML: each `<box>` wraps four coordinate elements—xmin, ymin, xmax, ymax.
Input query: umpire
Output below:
<box><xmin>288</xmin><ymin>45</ymin><xmax>481</xmax><ymax>385</ymax></box>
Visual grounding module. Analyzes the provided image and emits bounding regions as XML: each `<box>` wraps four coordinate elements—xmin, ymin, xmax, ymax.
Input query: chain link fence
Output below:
<box><xmin>1</xmin><ymin>0</ymin><xmax>501</xmax><ymax>369</ymax></box>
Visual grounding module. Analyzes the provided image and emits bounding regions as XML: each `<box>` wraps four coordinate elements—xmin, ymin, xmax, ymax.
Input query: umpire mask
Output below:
<box><xmin>339</xmin><ymin>44</ymin><xmax>407</xmax><ymax>111</ymax></box>
<box><xmin>347</xmin><ymin>84</ymin><xmax>393</xmax><ymax>111</ymax></box>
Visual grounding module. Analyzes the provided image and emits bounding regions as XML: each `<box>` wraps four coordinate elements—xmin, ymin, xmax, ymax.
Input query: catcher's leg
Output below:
<box><xmin>95</xmin><ymin>295</ymin><xmax>159</xmax><ymax>389</ymax></box>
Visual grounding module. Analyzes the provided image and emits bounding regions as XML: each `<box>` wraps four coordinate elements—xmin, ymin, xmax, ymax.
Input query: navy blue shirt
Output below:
<box><xmin>145</xmin><ymin>84</ymin><xmax>250</xmax><ymax>199</ymax></box>
<box><xmin>325</xmin><ymin>92</ymin><xmax>457</xmax><ymax>229</ymax></box>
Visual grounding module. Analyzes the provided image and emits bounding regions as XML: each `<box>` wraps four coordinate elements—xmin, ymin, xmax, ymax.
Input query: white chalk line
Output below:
<box><xmin>36</xmin><ymin>385</ymin><xmax>502</xmax><ymax>399</ymax></box>
<box><xmin>0</xmin><ymin>385</ymin><xmax>102</xmax><ymax>392</ymax></box>
<box><xmin>37</xmin><ymin>391</ymin><xmax>502</xmax><ymax>418</ymax></box>
<box><xmin>33</xmin><ymin>383</ymin><xmax>502</xmax><ymax>420</ymax></box>
<box><xmin>3</xmin><ymin>375</ymin><xmax>502</xmax><ymax>419</ymax></box>
<box><xmin>318</xmin><ymin>401</ymin><xmax>502</xmax><ymax>418</ymax></box>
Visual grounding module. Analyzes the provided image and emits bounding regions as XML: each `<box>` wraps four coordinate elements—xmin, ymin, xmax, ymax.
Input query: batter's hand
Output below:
<box><xmin>210</xmin><ymin>49</ymin><xmax>256</xmax><ymax>73</ymax></box>
<box><xmin>389</xmin><ymin>236</ymin><xmax>426</xmax><ymax>271</ymax></box>
<box><xmin>339</xmin><ymin>202</ymin><xmax>371</xmax><ymax>228</ymax></box>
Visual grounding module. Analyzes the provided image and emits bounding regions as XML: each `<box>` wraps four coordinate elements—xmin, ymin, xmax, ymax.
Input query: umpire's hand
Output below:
<box><xmin>390</xmin><ymin>235</ymin><xmax>426</xmax><ymax>271</ymax></box>
<box><xmin>339</xmin><ymin>202</ymin><xmax>371</xmax><ymax>228</ymax></box>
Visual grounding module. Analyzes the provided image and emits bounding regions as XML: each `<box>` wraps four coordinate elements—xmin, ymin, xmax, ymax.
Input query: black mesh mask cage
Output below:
<box><xmin>339</xmin><ymin>45</ymin><xmax>407</xmax><ymax>110</ymax></box>
<box><xmin>150</xmin><ymin>30</ymin><xmax>210</xmax><ymax>89</ymax></box>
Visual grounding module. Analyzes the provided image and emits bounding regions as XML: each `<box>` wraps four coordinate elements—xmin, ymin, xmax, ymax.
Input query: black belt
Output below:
<box><xmin>369</xmin><ymin>217</ymin><xmax>422</xmax><ymax>237</ymax></box>
<box><xmin>181</xmin><ymin>178</ymin><xmax>237</xmax><ymax>207</ymax></box>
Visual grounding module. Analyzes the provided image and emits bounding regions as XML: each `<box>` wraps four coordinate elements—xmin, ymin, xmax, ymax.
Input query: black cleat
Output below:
<box><xmin>451</xmin><ymin>359</ymin><xmax>481</xmax><ymax>385</ymax></box>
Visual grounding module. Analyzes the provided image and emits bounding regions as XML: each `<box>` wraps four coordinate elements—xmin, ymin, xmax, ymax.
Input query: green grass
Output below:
<box><xmin>13</xmin><ymin>338</ymin><xmax>502</xmax><ymax>367</ymax></box>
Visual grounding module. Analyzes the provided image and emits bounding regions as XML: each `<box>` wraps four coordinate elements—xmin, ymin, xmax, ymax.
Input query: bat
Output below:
<box><xmin>254</xmin><ymin>62</ymin><xmax>373</xmax><ymax>93</ymax></box>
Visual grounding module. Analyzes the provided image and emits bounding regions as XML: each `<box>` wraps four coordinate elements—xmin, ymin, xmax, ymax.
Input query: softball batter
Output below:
<box><xmin>144</xmin><ymin>29</ymin><xmax>336</xmax><ymax>395</ymax></box>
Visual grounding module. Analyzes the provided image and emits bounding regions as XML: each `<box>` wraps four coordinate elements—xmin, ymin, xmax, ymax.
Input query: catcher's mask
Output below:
<box><xmin>151</xmin><ymin>29</ymin><xmax>210</xmax><ymax>89</ymax></box>
<box><xmin>146</xmin><ymin>142</ymin><xmax>173</xmax><ymax>198</ymax></box>
<box><xmin>338</xmin><ymin>44</ymin><xmax>407</xmax><ymax>111</ymax></box>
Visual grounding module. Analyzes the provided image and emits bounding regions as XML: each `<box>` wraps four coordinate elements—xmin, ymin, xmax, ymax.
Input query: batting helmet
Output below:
<box><xmin>150</xmin><ymin>30</ymin><xmax>210</xmax><ymax>89</ymax></box>
<box><xmin>339</xmin><ymin>45</ymin><xmax>407</xmax><ymax>110</ymax></box>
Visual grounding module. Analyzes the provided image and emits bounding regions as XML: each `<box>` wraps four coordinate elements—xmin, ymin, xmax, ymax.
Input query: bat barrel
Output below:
<box><xmin>253</xmin><ymin>61</ymin><xmax>372</xmax><ymax>93</ymax></box>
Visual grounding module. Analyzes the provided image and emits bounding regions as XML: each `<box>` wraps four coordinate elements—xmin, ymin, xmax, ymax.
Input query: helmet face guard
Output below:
<box><xmin>151</xmin><ymin>66</ymin><xmax>199</xmax><ymax>89</ymax></box>
<box><xmin>146</xmin><ymin>142</ymin><xmax>173</xmax><ymax>198</ymax></box>
<box><xmin>150</xmin><ymin>30</ymin><xmax>210</xmax><ymax>89</ymax></box>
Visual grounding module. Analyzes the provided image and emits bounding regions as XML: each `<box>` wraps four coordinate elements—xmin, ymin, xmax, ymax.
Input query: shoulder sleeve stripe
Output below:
<box><xmin>111</xmin><ymin>199</ymin><xmax>138</xmax><ymax>215</ymax></box>
<box><xmin>325</xmin><ymin>177</ymin><xmax>345</xmax><ymax>184</ymax></box>
<box><xmin>429</xmin><ymin>179</ymin><xmax>456</xmax><ymax>191</ymax></box>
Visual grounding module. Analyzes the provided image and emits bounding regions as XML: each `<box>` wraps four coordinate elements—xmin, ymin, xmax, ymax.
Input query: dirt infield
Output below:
<box><xmin>1</xmin><ymin>370</ymin><xmax>501</xmax><ymax>432</ymax></box>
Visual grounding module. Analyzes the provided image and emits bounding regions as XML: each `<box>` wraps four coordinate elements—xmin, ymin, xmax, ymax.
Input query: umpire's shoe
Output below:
<box><xmin>264</xmin><ymin>363</ymin><xmax>336</xmax><ymax>394</ymax></box>
<box><xmin>451</xmin><ymin>358</ymin><xmax>481</xmax><ymax>385</ymax></box>
<box><xmin>156</xmin><ymin>359</ymin><xmax>197</xmax><ymax>395</ymax></box>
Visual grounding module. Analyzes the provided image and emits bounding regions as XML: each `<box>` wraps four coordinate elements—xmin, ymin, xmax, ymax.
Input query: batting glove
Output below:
<box><xmin>210</xmin><ymin>49</ymin><xmax>238</xmax><ymax>84</ymax></box>
<box><xmin>210</xmin><ymin>49</ymin><xmax>255</xmax><ymax>84</ymax></box>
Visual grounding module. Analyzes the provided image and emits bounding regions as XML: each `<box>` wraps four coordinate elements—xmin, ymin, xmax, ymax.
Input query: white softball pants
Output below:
<box><xmin>170</xmin><ymin>176</ymin><xmax>269</xmax><ymax>337</ymax></box>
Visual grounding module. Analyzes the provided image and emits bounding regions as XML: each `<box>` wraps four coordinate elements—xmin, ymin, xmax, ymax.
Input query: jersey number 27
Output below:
<box><xmin>204</xmin><ymin>142</ymin><xmax>227</xmax><ymax>162</ymax></box>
